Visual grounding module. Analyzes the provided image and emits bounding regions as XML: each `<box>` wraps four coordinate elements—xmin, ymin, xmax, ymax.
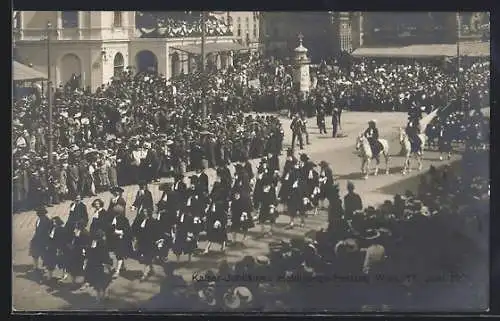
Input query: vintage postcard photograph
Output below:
<box><xmin>12</xmin><ymin>11</ymin><xmax>490</xmax><ymax>312</ymax></box>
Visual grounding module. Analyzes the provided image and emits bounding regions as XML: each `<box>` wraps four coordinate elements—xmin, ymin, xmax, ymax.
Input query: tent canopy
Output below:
<box><xmin>13</xmin><ymin>61</ymin><xmax>48</xmax><ymax>82</ymax></box>
<box><xmin>171</xmin><ymin>42</ymin><xmax>248</xmax><ymax>55</ymax></box>
<box><xmin>351</xmin><ymin>41</ymin><xmax>490</xmax><ymax>58</ymax></box>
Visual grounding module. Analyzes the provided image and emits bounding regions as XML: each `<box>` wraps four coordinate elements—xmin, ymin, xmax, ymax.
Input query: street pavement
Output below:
<box><xmin>12</xmin><ymin>111</ymin><xmax>479</xmax><ymax>311</ymax></box>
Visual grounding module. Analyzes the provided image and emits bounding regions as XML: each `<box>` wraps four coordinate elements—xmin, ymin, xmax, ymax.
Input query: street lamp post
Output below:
<box><xmin>46</xmin><ymin>21</ymin><xmax>54</xmax><ymax>166</ymax></box>
<box><xmin>201</xmin><ymin>12</ymin><xmax>207</xmax><ymax>118</ymax></box>
<box><xmin>456</xmin><ymin>12</ymin><xmax>462</xmax><ymax>112</ymax></box>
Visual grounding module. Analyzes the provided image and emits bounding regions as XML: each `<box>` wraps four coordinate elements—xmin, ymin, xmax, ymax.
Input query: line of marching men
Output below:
<box><xmin>28</xmin><ymin>148</ymin><xmax>337</xmax><ymax>302</ymax></box>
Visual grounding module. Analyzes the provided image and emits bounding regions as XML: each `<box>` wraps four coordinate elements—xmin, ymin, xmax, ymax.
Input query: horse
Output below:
<box><xmin>355</xmin><ymin>134</ymin><xmax>390</xmax><ymax>180</ymax></box>
<box><xmin>398</xmin><ymin>128</ymin><xmax>427</xmax><ymax>175</ymax></box>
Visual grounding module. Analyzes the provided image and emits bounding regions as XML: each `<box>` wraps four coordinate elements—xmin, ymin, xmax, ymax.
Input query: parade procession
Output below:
<box><xmin>12</xmin><ymin>11</ymin><xmax>490</xmax><ymax>312</ymax></box>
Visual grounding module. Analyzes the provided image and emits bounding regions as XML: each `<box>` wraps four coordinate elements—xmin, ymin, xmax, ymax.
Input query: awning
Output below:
<box><xmin>351</xmin><ymin>41</ymin><xmax>490</xmax><ymax>58</ymax></box>
<box><xmin>13</xmin><ymin>61</ymin><xmax>48</xmax><ymax>82</ymax></box>
<box><xmin>171</xmin><ymin>42</ymin><xmax>249</xmax><ymax>55</ymax></box>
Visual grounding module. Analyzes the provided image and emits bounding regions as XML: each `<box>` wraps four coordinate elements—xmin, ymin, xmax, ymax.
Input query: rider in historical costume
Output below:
<box><xmin>406</xmin><ymin>119</ymin><xmax>422</xmax><ymax>153</ymax></box>
<box><xmin>364</xmin><ymin>120</ymin><xmax>382</xmax><ymax>156</ymax></box>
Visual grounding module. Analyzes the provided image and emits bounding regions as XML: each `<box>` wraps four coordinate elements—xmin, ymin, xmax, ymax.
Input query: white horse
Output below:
<box><xmin>399</xmin><ymin>128</ymin><xmax>427</xmax><ymax>175</ymax></box>
<box><xmin>355</xmin><ymin>134</ymin><xmax>390</xmax><ymax>180</ymax></box>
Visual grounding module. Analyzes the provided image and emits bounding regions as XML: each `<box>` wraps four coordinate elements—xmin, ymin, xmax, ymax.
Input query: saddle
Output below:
<box><xmin>370</xmin><ymin>140</ymin><xmax>384</xmax><ymax>157</ymax></box>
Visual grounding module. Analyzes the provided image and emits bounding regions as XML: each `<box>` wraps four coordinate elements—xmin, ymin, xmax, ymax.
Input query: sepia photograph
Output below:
<box><xmin>12</xmin><ymin>11</ymin><xmax>490</xmax><ymax>312</ymax></box>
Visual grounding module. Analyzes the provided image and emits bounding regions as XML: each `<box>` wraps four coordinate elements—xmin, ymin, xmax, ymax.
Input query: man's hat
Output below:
<box><xmin>319</xmin><ymin>160</ymin><xmax>329</xmax><ymax>167</ymax></box>
<box><xmin>35</xmin><ymin>206</ymin><xmax>48</xmax><ymax>215</ymax></box>
<box><xmin>138</xmin><ymin>180</ymin><xmax>148</xmax><ymax>188</ymax></box>
<box><xmin>110</xmin><ymin>186</ymin><xmax>124</xmax><ymax>194</ymax></box>
<box><xmin>347</xmin><ymin>181</ymin><xmax>355</xmax><ymax>190</ymax></box>
<box><xmin>300</xmin><ymin>153</ymin><xmax>309</xmax><ymax>162</ymax></box>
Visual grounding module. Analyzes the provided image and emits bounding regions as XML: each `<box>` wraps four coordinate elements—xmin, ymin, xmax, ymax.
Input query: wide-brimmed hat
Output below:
<box><xmin>198</xmin><ymin>287</ymin><xmax>217</xmax><ymax>306</ymax></box>
<box><xmin>110</xmin><ymin>186</ymin><xmax>124</xmax><ymax>194</ymax></box>
<box><xmin>223</xmin><ymin>286</ymin><xmax>253</xmax><ymax>310</ymax></box>
<box><xmin>35</xmin><ymin>206</ymin><xmax>48</xmax><ymax>215</ymax></box>
<box><xmin>360</xmin><ymin>228</ymin><xmax>381</xmax><ymax>240</ymax></box>
<box><xmin>300</xmin><ymin>153</ymin><xmax>309</xmax><ymax>162</ymax></box>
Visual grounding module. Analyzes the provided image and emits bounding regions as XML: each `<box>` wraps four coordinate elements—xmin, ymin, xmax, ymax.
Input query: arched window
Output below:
<box><xmin>61</xmin><ymin>11</ymin><xmax>78</xmax><ymax>28</ymax></box>
<box><xmin>113</xmin><ymin>11</ymin><xmax>122</xmax><ymax>27</ymax></box>
<box><xmin>113</xmin><ymin>52</ymin><xmax>125</xmax><ymax>76</ymax></box>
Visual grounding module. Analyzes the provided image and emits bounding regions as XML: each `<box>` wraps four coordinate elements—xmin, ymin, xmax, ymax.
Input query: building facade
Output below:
<box><xmin>210</xmin><ymin>11</ymin><xmax>260</xmax><ymax>49</ymax></box>
<box><xmin>260</xmin><ymin>12</ymin><xmax>336</xmax><ymax>63</ymax></box>
<box><xmin>13</xmin><ymin>11</ymin><xmax>241</xmax><ymax>91</ymax></box>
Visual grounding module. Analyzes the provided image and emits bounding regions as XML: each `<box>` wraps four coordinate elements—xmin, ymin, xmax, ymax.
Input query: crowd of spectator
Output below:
<box><xmin>12</xmin><ymin>51</ymin><xmax>489</xmax><ymax>213</ymax></box>
<box><xmin>137</xmin><ymin>12</ymin><xmax>232</xmax><ymax>38</ymax></box>
<box><xmin>12</xmin><ymin>56</ymin><xmax>284</xmax><ymax>212</ymax></box>
<box><xmin>144</xmin><ymin>145</ymin><xmax>488</xmax><ymax>311</ymax></box>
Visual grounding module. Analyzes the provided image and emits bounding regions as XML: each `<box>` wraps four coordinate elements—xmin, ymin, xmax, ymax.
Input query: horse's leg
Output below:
<box><xmin>417</xmin><ymin>153</ymin><xmax>423</xmax><ymax>171</ymax></box>
<box><xmin>374</xmin><ymin>156</ymin><xmax>380</xmax><ymax>176</ymax></box>
<box><xmin>385</xmin><ymin>152</ymin><xmax>390</xmax><ymax>175</ymax></box>
<box><xmin>363</xmin><ymin>159</ymin><xmax>369</xmax><ymax>180</ymax></box>
<box><xmin>361</xmin><ymin>158</ymin><xmax>365</xmax><ymax>174</ymax></box>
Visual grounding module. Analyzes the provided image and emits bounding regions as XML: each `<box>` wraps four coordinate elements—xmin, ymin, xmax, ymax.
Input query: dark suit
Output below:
<box><xmin>344</xmin><ymin>192</ymin><xmax>363</xmax><ymax>218</ymax></box>
<box><xmin>30</xmin><ymin>215</ymin><xmax>51</xmax><ymax>259</ymax></box>
<box><xmin>198</xmin><ymin>172</ymin><xmax>209</xmax><ymax>195</ymax></box>
<box><xmin>66</xmin><ymin>201</ymin><xmax>89</xmax><ymax>231</ymax></box>
<box><xmin>132</xmin><ymin>190</ymin><xmax>154</xmax><ymax>214</ymax></box>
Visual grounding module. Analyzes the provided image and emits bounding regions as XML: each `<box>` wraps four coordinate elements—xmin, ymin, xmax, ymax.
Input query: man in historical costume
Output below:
<box><xmin>30</xmin><ymin>206</ymin><xmax>51</xmax><ymax>272</ymax></box>
<box><xmin>109</xmin><ymin>205</ymin><xmax>133</xmax><ymax>278</ymax></box>
<box><xmin>108</xmin><ymin>186</ymin><xmax>127</xmax><ymax>215</ymax></box>
<box><xmin>364</xmin><ymin>120</ymin><xmax>383</xmax><ymax>157</ymax></box>
<box><xmin>285</xmin><ymin>160</ymin><xmax>306</xmax><ymax>229</ymax></box>
<box><xmin>129</xmin><ymin>181</ymin><xmax>151</xmax><ymax>213</ymax></box>
<box><xmin>318</xmin><ymin>161</ymin><xmax>335</xmax><ymax>207</ymax></box>
<box><xmin>61</xmin><ymin>220</ymin><xmax>90</xmax><ymax>284</ymax></box>
<box><xmin>80</xmin><ymin>229</ymin><xmax>113</xmax><ymax>302</ymax></box>
<box><xmin>90</xmin><ymin>198</ymin><xmax>110</xmax><ymax>235</ymax></box>
<box><xmin>229</xmin><ymin>186</ymin><xmax>254</xmax><ymax>243</ymax></box>
<box><xmin>65</xmin><ymin>194</ymin><xmax>89</xmax><ymax>232</ymax></box>
<box><xmin>256</xmin><ymin>175</ymin><xmax>278</xmax><ymax>236</ymax></box>
<box><xmin>290</xmin><ymin>114</ymin><xmax>304</xmax><ymax>151</ymax></box>
<box><xmin>132</xmin><ymin>208</ymin><xmax>159</xmax><ymax>281</ymax></box>
<box><xmin>343</xmin><ymin>181</ymin><xmax>363</xmax><ymax>220</ymax></box>
<box><xmin>406</xmin><ymin>119</ymin><xmax>422</xmax><ymax>154</ymax></box>
<box><xmin>42</xmin><ymin>216</ymin><xmax>66</xmax><ymax>282</ymax></box>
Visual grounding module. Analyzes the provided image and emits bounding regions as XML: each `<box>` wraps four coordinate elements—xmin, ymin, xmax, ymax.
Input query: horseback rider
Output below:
<box><xmin>364</xmin><ymin>120</ymin><xmax>381</xmax><ymax>156</ymax></box>
<box><xmin>405</xmin><ymin>118</ymin><xmax>421</xmax><ymax>153</ymax></box>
